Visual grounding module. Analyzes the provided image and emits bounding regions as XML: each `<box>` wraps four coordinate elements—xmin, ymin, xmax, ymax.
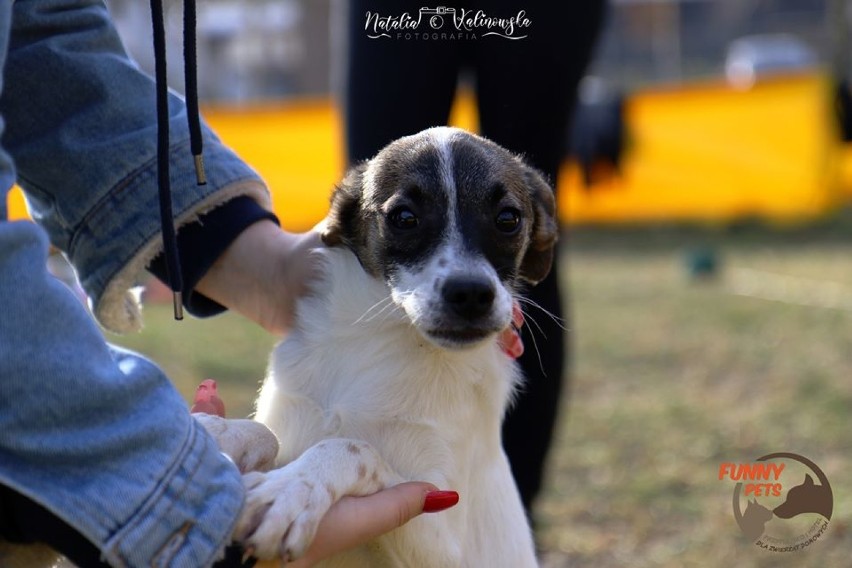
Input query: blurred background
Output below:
<box><xmin>18</xmin><ymin>0</ymin><xmax>852</xmax><ymax>566</ymax></box>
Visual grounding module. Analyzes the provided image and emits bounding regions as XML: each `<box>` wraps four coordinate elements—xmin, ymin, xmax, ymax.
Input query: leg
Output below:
<box><xmin>0</xmin><ymin>486</ymin><xmax>253</xmax><ymax>568</ymax></box>
<box><xmin>473</xmin><ymin>0</ymin><xmax>607</xmax><ymax>515</ymax></box>
<box><xmin>342</xmin><ymin>0</ymin><xmax>462</xmax><ymax>162</ymax></box>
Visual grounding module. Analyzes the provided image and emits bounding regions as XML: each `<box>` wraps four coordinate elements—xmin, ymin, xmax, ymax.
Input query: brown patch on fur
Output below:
<box><xmin>322</xmin><ymin>163</ymin><xmax>366</xmax><ymax>248</ymax></box>
<box><xmin>325</xmin><ymin>483</ymin><xmax>338</xmax><ymax>501</ymax></box>
<box><xmin>516</xmin><ymin>164</ymin><xmax>558</xmax><ymax>284</ymax></box>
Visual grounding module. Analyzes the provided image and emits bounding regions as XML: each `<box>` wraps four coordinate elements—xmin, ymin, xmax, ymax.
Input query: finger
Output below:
<box><xmin>289</xmin><ymin>482</ymin><xmax>445</xmax><ymax>567</ymax></box>
<box><xmin>498</xmin><ymin>300</ymin><xmax>525</xmax><ymax>359</ymax></box>
<box><xmin>511</xmin><ymin>299</ymin><xmax>524</xmax><ymax>329</ymax></box>
<box><xmin>498</xmin><ymin>327</ymin><xmax>524</xmax><ymax>359</ymax></box>
<box><xmin>190</xmin><ymin>379</ymin><xmax>226</xmax><ymax>417</ymax></box>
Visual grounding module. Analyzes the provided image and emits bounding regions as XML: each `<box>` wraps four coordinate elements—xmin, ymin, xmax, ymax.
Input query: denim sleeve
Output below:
<box><xmin>0</xmin><ymin>0</ymin><xmax>273</xmax><ymax>334</ymax></box>
<box><xmin>148</xmin><ymin>196</ymin><xmax>281</xmax><ymax>318</ymax></box>
<box><xmin>0</xmin><ymin>1</ymin><xmax>260</xmax><ymax>565</ymax></box>
<box><xmin>0</xmin><ymin>221</ymin><xmax>245</xmax><ymax>566</ymax></box>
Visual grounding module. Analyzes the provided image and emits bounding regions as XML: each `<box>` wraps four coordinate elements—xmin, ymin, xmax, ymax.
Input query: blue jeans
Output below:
<box><xmin>0</xmin><ymin>1</ymin><xmax>269</xmax><ymax>565</ymax></box>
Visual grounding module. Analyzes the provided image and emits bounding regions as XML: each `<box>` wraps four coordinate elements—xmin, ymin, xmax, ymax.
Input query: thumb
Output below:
<box><xmin>289</xmin><ymin>482</ymin><xmax>456</xmax><ymax>567</ymax></box>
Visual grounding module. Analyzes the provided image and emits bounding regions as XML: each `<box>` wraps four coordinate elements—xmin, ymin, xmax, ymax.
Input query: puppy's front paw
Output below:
<box><xmin>194</xmin><ymin>414</ymin><xmax>279</xmax><ymax>473</ymax></box>
<box><xmin>233</xmin><ymin>439</ymin><xmax>391</xmax><ymax>561</ymax></box>
<box><xmin>235</xmin><ymin>467</ymin><xmax>334</xmax><ymax>561</ymax></box>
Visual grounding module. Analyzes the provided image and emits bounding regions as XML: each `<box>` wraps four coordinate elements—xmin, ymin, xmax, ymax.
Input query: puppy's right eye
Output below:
<box><xmin>388</xmin><ymin>207</ymin><xmax>419</xmax><ymax>231</ymax></box>
<box><xmin>495</xmin><ymin>208</ymin><xmax>521</xmax><ymax>234</ymax></box>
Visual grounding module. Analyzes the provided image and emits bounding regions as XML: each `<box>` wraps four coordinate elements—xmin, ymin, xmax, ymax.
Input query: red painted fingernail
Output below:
<box><xmin>423</xmin><ymin>490</ymin><xmax>459</xmax><ymax>513</ymax></box>
<box><xmin>512</xmin><ymin>302</ymin><xmax>524</xmax><ymax>329</ymax></box>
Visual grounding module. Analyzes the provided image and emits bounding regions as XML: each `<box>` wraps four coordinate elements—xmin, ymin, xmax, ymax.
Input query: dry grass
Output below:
<box><xmin>109</xmin><ymin>225</ymin><xmax>852</xmax><ymax>567</ymax></box>
<box><xmin>538</xmin><ymin>227</ymin><xmax>852</xmax><ymax>567</ymax></box>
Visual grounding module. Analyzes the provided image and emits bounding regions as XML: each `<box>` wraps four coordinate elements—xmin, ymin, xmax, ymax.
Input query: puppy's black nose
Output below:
<box><xmin>442</xmin><ymin>277</ymin><xmax>495</xmax><ymax>320</ymax></box>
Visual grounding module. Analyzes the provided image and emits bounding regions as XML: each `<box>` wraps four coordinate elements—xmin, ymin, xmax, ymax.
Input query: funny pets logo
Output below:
<box><xmin>719</xmin><ymin>452</ymin><xmax>832</xmax><ymax>552</ymax></box>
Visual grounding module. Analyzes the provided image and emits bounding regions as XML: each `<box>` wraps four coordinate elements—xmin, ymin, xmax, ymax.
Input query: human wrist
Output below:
<box><xmin>195</xmin><ymin>221</ymin><xmax>318</xmax><ymax>335</ymax></box>
<box><xmin>147</xmin><ymin>195</ymin><xmax>280</xmax><ymax>319</ymax></box>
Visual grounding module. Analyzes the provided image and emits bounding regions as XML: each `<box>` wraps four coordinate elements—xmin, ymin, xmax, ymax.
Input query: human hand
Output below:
<box><xmin>190</xmin><ymin>379</ymin><xmax>279</xmax><ymax>473</ymax></box>
<box><xmin>195</xmin><ymin>220</ymin><xmax>322</xmax><ymax>335</ymax></box>
<box><xmin>497</xmin><ymin>300</ymin><xmax>525</xmax><ymax>359</ymax></box>
<box><xmin>251</xmin><ymin>483</ymin><xmax>459</xmax><ymax>568</ymax></box>
<box><xmin>195</xmin><ymin>383</ymin><xmax>457</xmax><ymax>565</ymax></box>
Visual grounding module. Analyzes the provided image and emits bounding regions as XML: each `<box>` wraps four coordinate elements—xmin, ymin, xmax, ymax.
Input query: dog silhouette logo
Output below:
<box><xmin>720</xmin><ymin>452</ymin><xmax>832</xmax><ymax>552</ymax></box>
<box><xmin>774</xmin><ymin>474</ymin><xmax>834</xmax><ymax>520</ymax></box>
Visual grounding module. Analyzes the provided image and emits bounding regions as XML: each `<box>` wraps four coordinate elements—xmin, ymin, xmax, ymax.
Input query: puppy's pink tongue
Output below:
<box><xmin>190</xmin><ymin>379</ymin><xmax>226</xmax><ymax>417</ymax></box>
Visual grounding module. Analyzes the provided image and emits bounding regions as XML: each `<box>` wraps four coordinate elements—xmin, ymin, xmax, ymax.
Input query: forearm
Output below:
<box><xmin>2</xmin><ymin>0</ymin><xmax>270</xmax><ymax>333</ymax></box>
<box><xmin>195</xmin><ymin>221</ymin><xmax>322</xmax><ymax>335</ymax></box>
<box><xmin>0</xmin><ymin>221</ymin><xmax>244</xmax><ymax>566</ymax></box>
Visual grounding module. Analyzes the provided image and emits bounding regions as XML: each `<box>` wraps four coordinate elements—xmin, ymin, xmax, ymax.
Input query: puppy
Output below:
<box><xmin>238</xmin><ymin>126</ymin><xmax>558</xmax><ymax>566</ymax></box>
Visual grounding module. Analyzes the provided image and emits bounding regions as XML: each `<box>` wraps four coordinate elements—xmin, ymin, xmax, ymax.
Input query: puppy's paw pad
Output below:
<box><xmin>237</xmin><ymin>473</ymin><xmax>331</xmax><ymax>560</ymax></box>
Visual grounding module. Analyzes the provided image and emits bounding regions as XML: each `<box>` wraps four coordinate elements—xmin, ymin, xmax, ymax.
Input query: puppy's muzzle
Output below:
<box><xmin>442</xmin><ymin>277</ymin><xmax>496</xmax><ymax>321</ymax></box>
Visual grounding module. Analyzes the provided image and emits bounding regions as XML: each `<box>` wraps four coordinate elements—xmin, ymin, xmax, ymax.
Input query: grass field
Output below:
<box><xmin>107</xmin><ymin>223</ymin><xmax>852</xmax><ymax>567</ymax></box>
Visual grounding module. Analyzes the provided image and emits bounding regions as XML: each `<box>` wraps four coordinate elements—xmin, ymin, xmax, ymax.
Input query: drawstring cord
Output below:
<box><xmin>183</xmin><ymin>0</ymin><xmax>207</xmax><ymax>186</ymax></box>
<box><xmin>150</xmin><ymin>0</ymin><xmax>207</xmax><ymax>320</ymax></box>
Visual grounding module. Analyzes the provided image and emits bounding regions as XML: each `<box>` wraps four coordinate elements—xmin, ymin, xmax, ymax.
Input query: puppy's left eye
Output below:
<box><xmin>495</xmin><ymin>208</ymin><xmax>521</xmax><ymax>234</ymax></box>
<box><xmin>389</xmin><ymin>207</ymin><xmax>419</xmax><ymax>231</ymax></box>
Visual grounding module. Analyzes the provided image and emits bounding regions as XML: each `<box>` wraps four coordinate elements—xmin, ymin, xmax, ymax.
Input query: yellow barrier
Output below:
<box><xmin>559</xmin><ymin>72</ymin><xmax>843</xmax><ymax>226</ymax></box>
<box><xmin>5</xmin><ymin>94</ymin><xmax>476</xmax><ymax>230</ymax></box>
<box><xmin>6</xmin><ymin>71</ymin><xmax>845</xmax><ymax>229</ymax></box>
<box><xmin>6</xmin><ymin>184</ymin><xmax>26</xmax><ymax>221</ymax></box>
<box><xmin>202</xmin><ymin>99</ymin><xmax>344</xmax><ymax>231</ymax></box>
<box><xmin>201</xmin><ymin>93</ymin><xmax>480</xmax><ymax>231</ymax></box>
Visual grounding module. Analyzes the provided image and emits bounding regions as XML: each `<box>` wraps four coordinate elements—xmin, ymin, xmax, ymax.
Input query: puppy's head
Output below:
<box><xmin>323</xmin><ymin>127</ymin><xmax>557</xmax><ymax>349</ymax></box>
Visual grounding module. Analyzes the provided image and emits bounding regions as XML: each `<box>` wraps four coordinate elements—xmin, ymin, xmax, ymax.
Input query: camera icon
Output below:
<box><xmin>420</xmin><ymin>6</ymin><xmax>456</xmax><ymax>30</ymax></box>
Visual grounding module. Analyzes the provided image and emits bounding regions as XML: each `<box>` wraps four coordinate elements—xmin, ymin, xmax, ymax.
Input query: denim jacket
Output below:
<box><xmin>0</xmin><ymin>1</ymin><xmax>269</xmax><ymax>565</ymax></box>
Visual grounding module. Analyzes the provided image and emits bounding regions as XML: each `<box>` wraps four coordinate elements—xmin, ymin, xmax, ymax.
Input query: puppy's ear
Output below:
<box><xmin>519</xmin><ymin>165</ymin><xmax>558</xmax><ymax>285</ymax></box>
<box><xmin>322</xmin><ymin>162</ymin><xmax>366</xmax><ymax>247</ymax></box>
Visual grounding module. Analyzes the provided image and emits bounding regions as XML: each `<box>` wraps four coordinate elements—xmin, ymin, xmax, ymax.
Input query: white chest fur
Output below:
<box><xmin>255</xmin><ymin>247</ymin><xmax>537</xmax><ymax>567</ymax></box>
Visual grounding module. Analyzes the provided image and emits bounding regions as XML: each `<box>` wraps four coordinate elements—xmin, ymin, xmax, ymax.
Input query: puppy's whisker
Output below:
<box><xmin>352</xmin><ymin>300</ymin><xmax>385</xmax><ymax>325</ymax></box>
<box><xmin>523</xmin><ymin>316</ymin><xmax>547</xmax><ymax>377</ymax></box>
<box><xmin>513</xmin><ymin>297</ymin><xmax>548</xmax><ymax>339</ymax></box>
<box><xmin>516</xmin><ymin>296</ymin><xmax>567</xmax><ymax>330</ymax></box>
<box><xmin>523</xmin><ymin>312</ymin><xmax>548</xmax><ymax>340</ymax></box>
<box><xmin>353</xmin><ymin>296</ymin><xmax>395</xmax><ymax>325</ymax></box>
<box><xmin>362</xmin><ymin>299</ymin><xmax>398</xmax><ymax>324</ymax></box>
<box><xmin>512</xmin><ymin>298</ymin><xmax>550</xmax><ymax>376</ymax></box>
<box><xmin>364</xmin><ymin>304</ymin><xmax>398</xmax><ymax>325</ymax></box>
<box><xmin>382</xmin><ymin>290</ymin><xmax>416</xmax><ymax>323</ymax></box>
<box><xmin>376</xmin><ymin>301</ymin><xmax>405</xmax><ymax>326</ymax></box>
<box><xmin>380</xmin><ymin>311</ymin><xmax>405</xmax><ymax>328</ymax></box>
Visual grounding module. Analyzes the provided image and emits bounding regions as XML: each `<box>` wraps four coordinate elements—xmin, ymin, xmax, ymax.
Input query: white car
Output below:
<box><xmin>725</xmin><ymin>34</ymin><xmax>818</xmax><ymax>89</ymax></box>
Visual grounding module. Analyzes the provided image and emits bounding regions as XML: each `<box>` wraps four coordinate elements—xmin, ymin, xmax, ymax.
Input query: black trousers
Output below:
<box><xmin>344</xmin><ymin>0</ymin><xmax>606</xmax><ymax>515</ymax></box>
<box><xmin>0</xmin><ymin>485</ymin><xmax>253</xmax><ymax>567</ymax></box>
